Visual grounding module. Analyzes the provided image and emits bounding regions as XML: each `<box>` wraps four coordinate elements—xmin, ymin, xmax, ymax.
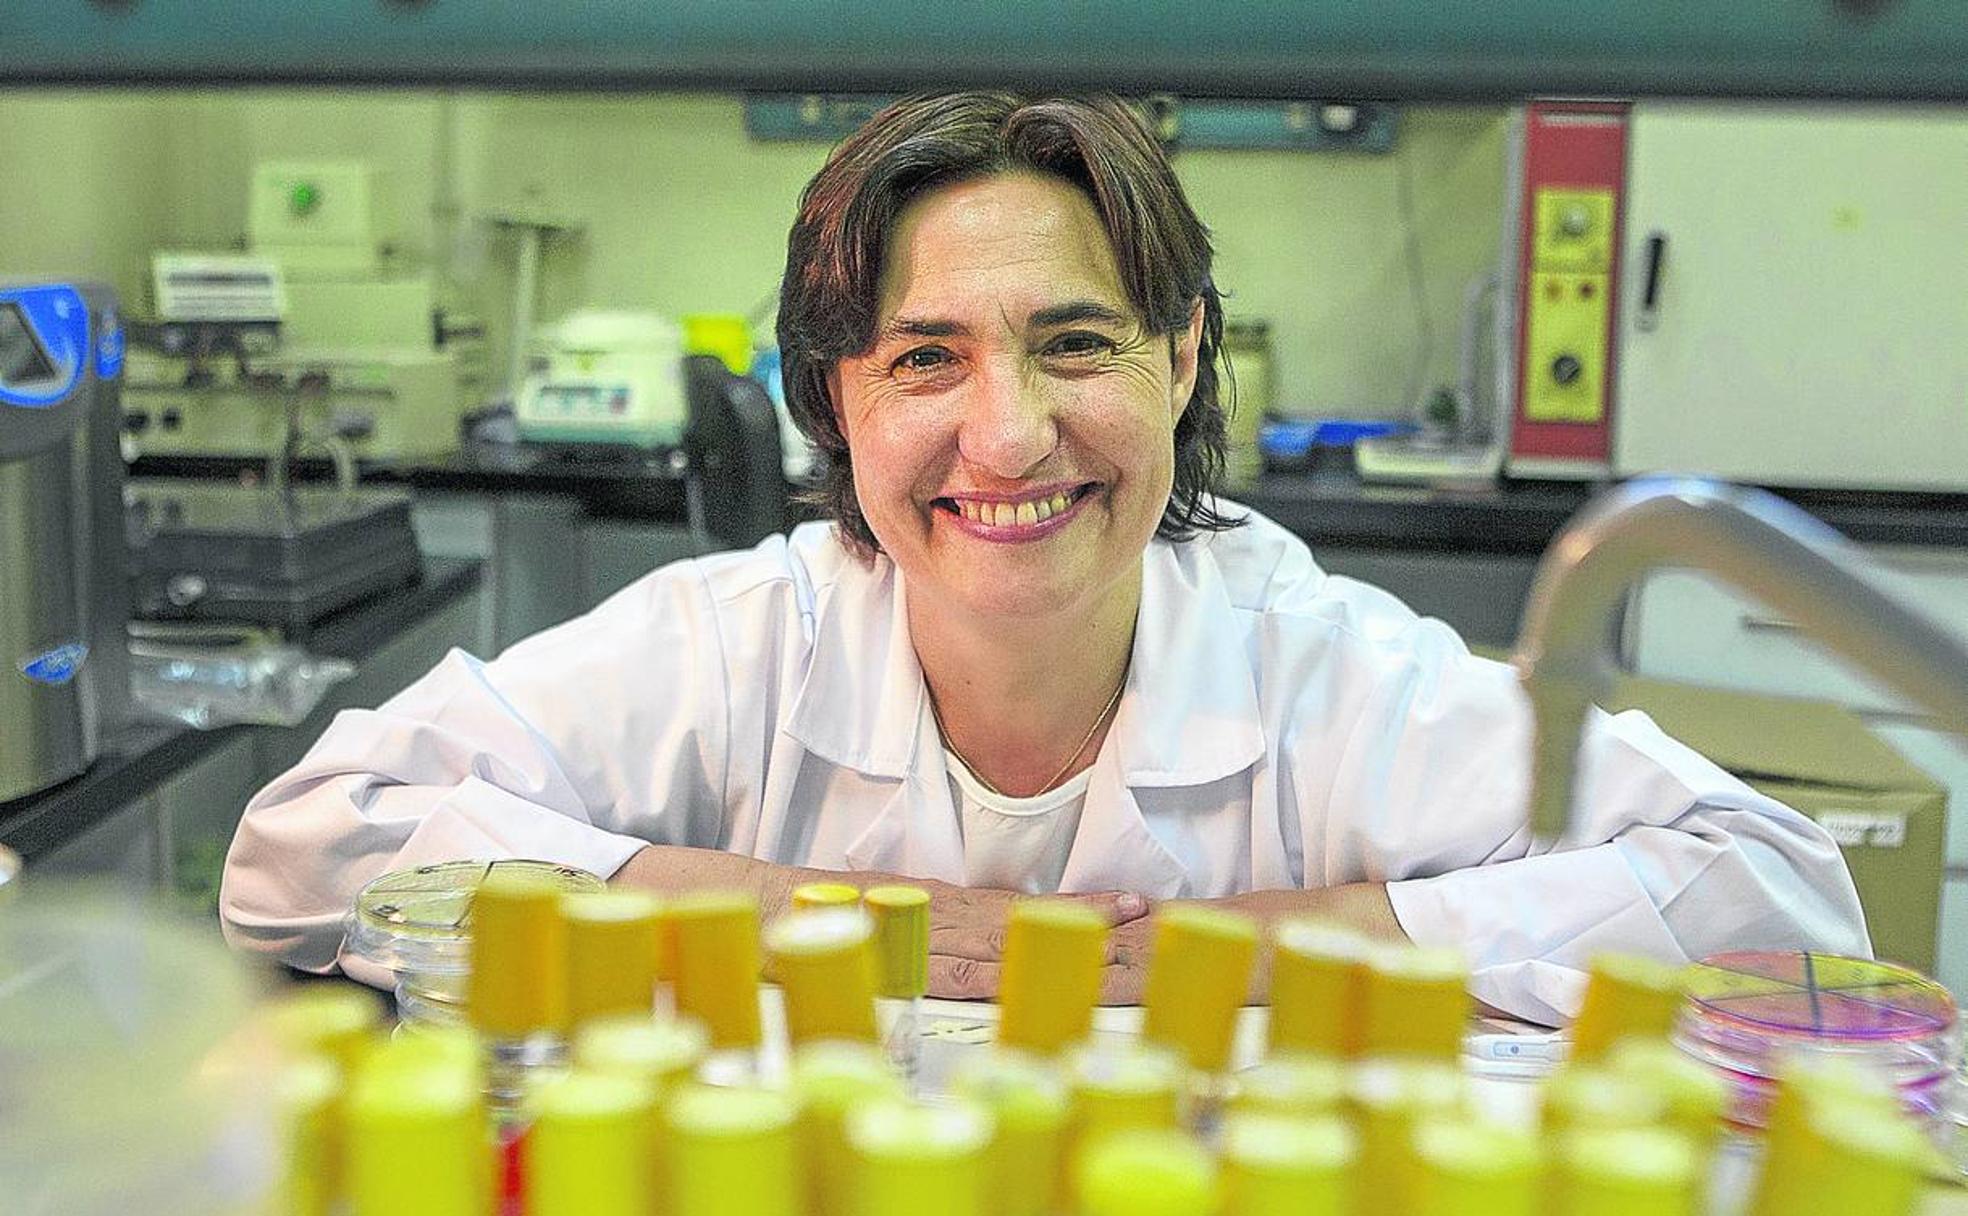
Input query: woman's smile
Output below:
<box><xmin>933</xmin><ymin>482</ymin><xmax>1101</xmax><ymax>542</ymax></box>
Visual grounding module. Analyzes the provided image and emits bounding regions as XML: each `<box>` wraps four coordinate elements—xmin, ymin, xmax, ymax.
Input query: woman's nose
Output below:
<box><xmin>957</xmin><ymin>366</ymin><xmax>1058</xmax><ymax>477</ymax></box>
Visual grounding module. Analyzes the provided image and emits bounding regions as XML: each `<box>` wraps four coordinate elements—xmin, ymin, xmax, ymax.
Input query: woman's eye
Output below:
<box><xmin>892</xmin><ymin>346</ymin><xmax>953</xmax><ymax>375</ymax></box>
<box><xmin>1045</xmin><ymin>331</ymin><xmax>1117</xmax><ymax>358</ymax></box>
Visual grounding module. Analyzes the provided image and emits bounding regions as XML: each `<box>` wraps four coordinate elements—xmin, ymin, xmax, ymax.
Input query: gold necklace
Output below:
<box><xmin>931</xmin><ymin>667</ymin><xmax>1129</xmax><ymax>798</ymax></box>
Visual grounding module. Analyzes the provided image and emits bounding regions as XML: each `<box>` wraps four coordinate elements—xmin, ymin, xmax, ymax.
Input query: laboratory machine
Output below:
<box><xmin>515</xmin><ymin>310</ymin><xmax>689</xmax><ymax>449</ymax></box>
<box><xmin>0</xmin><ymin>280</ymin><xmax>131</xmax><ymax>804</ymax></box>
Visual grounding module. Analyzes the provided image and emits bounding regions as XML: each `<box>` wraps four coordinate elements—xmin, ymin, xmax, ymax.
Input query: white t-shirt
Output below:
<box><xmin>944</xmin><ymin>750</ymin><xmax>1091</xmax><ymax>893</ymax></box>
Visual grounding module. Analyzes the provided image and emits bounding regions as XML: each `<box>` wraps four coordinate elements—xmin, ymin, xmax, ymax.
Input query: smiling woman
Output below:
<box><xmin>221</xmin><ymin>93</ymin><xmax>1869</xmax><ymax>1022</ymax></box>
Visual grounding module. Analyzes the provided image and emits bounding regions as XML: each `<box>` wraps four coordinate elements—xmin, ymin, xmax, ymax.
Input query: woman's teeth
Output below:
<box><xmin>955</xmin><ymin>492</ymin><xmax>1074</xmax><ymax>527</ymax></box>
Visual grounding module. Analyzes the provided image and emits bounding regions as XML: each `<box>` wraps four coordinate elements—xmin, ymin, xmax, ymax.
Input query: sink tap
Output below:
<box><xmin>1512</xmin><ymin>476</ymin><xmax>1968</xmax><ymax>839</ymax></box>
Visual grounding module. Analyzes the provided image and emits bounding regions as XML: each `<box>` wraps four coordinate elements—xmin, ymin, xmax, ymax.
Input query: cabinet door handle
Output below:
<box><xmin>1740</xmin><ymin>612</ymin><xmax>1801</xmax><ymax>633</ymax></box>
<box><xmin>1636</xmin><ymin>231</ymin><xmax>1668</xmax><ymax>333</ymax></box>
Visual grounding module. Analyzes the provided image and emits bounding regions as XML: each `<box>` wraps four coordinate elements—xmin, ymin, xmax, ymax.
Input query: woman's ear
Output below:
<box><xmin>826</xmin><ymin>364</ymin><xmax>848</xmax><ymax>438</ymax></box>
<box><xmin>1169</xmin><ymin>298</ymin><xmax>1206</xmax><ymax>420</ymax></box>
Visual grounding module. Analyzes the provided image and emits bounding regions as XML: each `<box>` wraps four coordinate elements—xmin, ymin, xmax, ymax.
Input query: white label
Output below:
<box><xmin>1818</xmin><ymin>811</ymin><xmax>1907</xmax><ymax>850</ymax></box>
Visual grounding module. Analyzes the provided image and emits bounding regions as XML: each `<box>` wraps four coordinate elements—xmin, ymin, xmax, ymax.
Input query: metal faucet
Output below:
<box><xmin>1512</xmin><ymin>477</ymin><xmax>1968</xmax><ymax>839</ymax></box>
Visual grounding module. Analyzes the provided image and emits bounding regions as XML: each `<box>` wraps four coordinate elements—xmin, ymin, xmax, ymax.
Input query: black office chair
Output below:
<box><xmin>682</xmin><ymin>354</ymin><xmax>793</xmax><ymax>549</ymax></box>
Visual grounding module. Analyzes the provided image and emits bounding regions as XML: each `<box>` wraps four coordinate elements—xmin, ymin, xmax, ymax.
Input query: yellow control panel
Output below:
<box><xmin>1523</xmin><ymin>187</ymin><xmax>1615</xmax><ymax>424</ymax></box>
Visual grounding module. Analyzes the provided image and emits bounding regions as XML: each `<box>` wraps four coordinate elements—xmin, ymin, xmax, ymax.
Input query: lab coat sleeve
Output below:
<box><xmin>219</xmin><ymin>559</ymin><xmax>733</xmax><ymax>984</ymax></box>
<box><xmin>1342</xmin><ymin>629</ymin><xmax>1870</xmax><ymax>1027</ymax></box>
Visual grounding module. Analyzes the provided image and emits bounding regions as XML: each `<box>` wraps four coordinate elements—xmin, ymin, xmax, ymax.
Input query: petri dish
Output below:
<box><xmin>1673</xmin><ymin>950</ymin><xmax>1961</xmax><ymax>1130</ymax></box>
<box><xmin>345</xmin><ymin>859</ymin><xmax>604</xmax><ymax>1025</ymax></box>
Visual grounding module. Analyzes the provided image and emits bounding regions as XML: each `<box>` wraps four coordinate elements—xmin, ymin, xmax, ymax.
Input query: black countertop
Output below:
<box><xmin>0</xmin><ymin>558</ymin><xmax>483</xmax><ymax>864</ymax></box>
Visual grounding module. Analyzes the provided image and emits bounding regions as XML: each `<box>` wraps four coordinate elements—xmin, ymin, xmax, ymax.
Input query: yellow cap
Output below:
<box><xmin>1552</xmin><ymin>1128</ymin><xmax>1699</xmax><ymax>1216</ymax></box>
<box><xmin>562</xmin><ymin>890</ymin><xmax>664</xmax><ymax>1029</ymax></box>
<box><xmin>1066</xmin><ymin>1042</ymin><xmax>1185</xmax><ymax>1169</ymax></box>
<box><xmin>950</xmin><ymin>1049</ymin><xmax>1071</xmax><ymax>1216</ymax></box>
<box><xmin>264</xmin><ymin>985</ymin><xmax>383</xmax><ymax>1076</ymax></box>
<box><xmin>1076</xmin><ymin>1129</ymin><xmax>1218</xmax><ymax>1216</ymax></box>
<box><xmin>574</xmin><ymin>1014</ymin><xmax>709</xmax><ymax>1096</ymax></box>
<box><xmin>793</xmin><ymin>882</ymin><xmax>862</xmax><ymax>911</ymax></box>
<box><xmin>1569</xmin><ymin>954</ymin><xmax>1688</xmax><ymax>1062</ymax></box>
<box><xmin>669</xmin><ymin>892</ymin><xmax>763</xmax><ymax>1050</ymax></box>
<box><xmin>664</xmin><ymin>1084</ymin><xmax>800</xmax><ymax>1216</ymax></box>
<box><xmin>1347</xmin><ymin>1059</ymin><xmax>1467</xmax><ymax>1216</ymax></box>
<box><xmin>1141</xmin><ymin>903</ymin><xmax>1259</xmax><ymax>1074</ymax></box>
<box><xmin>527</xmin><ymin>1069</ymin><xmax>660</xmax><ymax>1216</ymax></box>
<box><xmin>846</xmin><ymin>1099</ymin><xmax>993</xmax><ymax>1216</ymax></box>
<box><xmin>766</xmin><ymin>908</ymin><xmax>879</xmax><ymax>1045</ymax></box>
<box><xmin>997</xmin><ymin>899</ymin><xmax>1109</xmax><ymax>1055</ymax></box>
<box><xmin>274</xmin><ymin>1056</ymin><xmax>341</xmax><ymax>1216</ymax></box>
<box><xmin>1220</xmin><ymin>1112</ymin><xmax>1355</xmax><ymax>1216</ymax></box>
<box><xmin>1749</xmin><ymin>1095</ymin><xmax>1930</xmax><ymax>1216</ymax></box>
<box><xmin>682</xmin><ymin>313</ymin><xmax>755</xmax><ymax>376</ymax></box>
<box><xmin>468</xmin><ymin>868</ymin><xmax>567</xmax><ymax>1037</ymax></box>
<box><xmin>1359</xmin><ymin>943</ymin><xmax>1468</xmax><ymax>1060</ymax></box>
<box><xmin>1410</xmin><ymin>1118</ymin><xmax>1542</xmax><ymax>1216</ymax></box>
<box><xmin>1267</xmin><ymin>919</ymin><xmax>1369</xmax><ymax>1058</ymax></box>
<box><xmin>346</xmin><ymin>1039</ymin><xmax>489</xmax><ymax>1216</ymax></box>
<box><xmin>1603</xmin><ymin>1040</ymin><xmax>1729</xmax><ymax>1154</ymax></box>
<box><xmin>792</xmin><ymin>1040</ymin><xmax>907</xmax><ymax>1216</ymax></box>
<box><xmin>1229</xmin><ymin>1051</ymin><xmax>1347</xmax><ymax>1118</ymax></box>
<box><xmin>1542</xmin><ymin>1063</ymin><xmax>1672</xmax><ymax>1138</ymax></box>
<box><xmin>863</xmin><ymin>885</ymin><xmax>930</xmax><ymax>999</ymax></box>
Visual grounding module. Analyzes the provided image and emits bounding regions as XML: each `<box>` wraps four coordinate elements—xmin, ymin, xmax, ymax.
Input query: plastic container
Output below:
<box><xmin>1672</xmin><ymin>950</ymin><xmax>1961</xmax><ymax>1131</ymax></box>
<box><xmin>345</xmin><ymin>859</ymin><xmax>605</xmax><ymax>1027</ymax></box>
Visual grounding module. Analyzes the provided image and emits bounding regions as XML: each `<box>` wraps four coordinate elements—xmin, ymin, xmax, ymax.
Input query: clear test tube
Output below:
<box><xmin>1218</xmin><ymin>1111</ymin><xmax>1356</xmax><ymax>1216</ymax></box>
<box><xmin>863</xmin><ymin>885</ymin><xmax>930</xmax><ymax>1083</ymax></box>
<box><xmin>792</xmin><ymin>1041</ymin><xmax>907</xmax><ymax>1216</ymax></box>
<box><xmin>669</xmin><ymin>892</ymin><xmax>765</xmax><ymax>1083</ymax></box>
<box><xmin>1542</xmin><ymin>1062</ymin><xmax>1672</xmax><ymax>1139</ymax></box>
<box><xmin>526</xmin><ymin>1069</ymin><xmax>659</xmax><ymax>1216</ymax></box>
<box><xmin>1266</xmin><ymin>919</ymin><xmax>1369</xmax><ymax>1060</ymax></box>
<box><xmin>663</xmin><ymin>1084</ymin><xmax>802</xmax><ymax>1216</ymax></box>
<box><xmin>948</xmin><ymin>1049</ymin><xmax>1071</xmax><ymax>1216</ymax></box>
<box><xmin>1551</xmin><ymin>1127</ymin><xmax>1701</xmax><ymax>1216</ymax></box>
<box><xmin>574</xmin><ymin>1014</ymin><xmax>710</xmax><ymax>1099</ymax></box>
<box><xmin>997</xmin><ymin>899</ymin><xmax>1109</xmax><ymax>1057</ymax></box>
<box><xmin>346</xmin><ymin>1036</ymin><xmax>491</xmax><ymax>1216</ymax></box>
<box><xmin>1141</xmin><ymin>903</ymin><xmax>1259</xmax><ymax>1119</ymax></box>
<box><xmin>1569</xmin><ymin>953</ymin><xmax>1689</xmax><ymax>1063</ymax></box>
<box><xmin>1407</xmin><ymin>1118</ymin><xmax>1543</xmax><ymax>1216</ymax></box>
<box><xmin>845</xmin><ymin>1099</ymin><xmax>994</xmax><ymax>1216</ymax></box>
<box><xmin>467</xmin><ymin>868</ymin><xmax>571</xmax><ymax>1123</ymax></box>
<box><xmin>1075</xmin><ymin>1129</ymin><xmax>1219</xmax><ymax>1216</ymax></box>
<box><xmin>1603</xmin><ymin>1040</ymin><xmax>1730</xmax><ymax>1159</ymax></box>
<box><xmin>1747</xmin><ymin>1089</ymin><xmax>1932</xmax><ymax>1216</ymax></box>
<box><xmin>1346</xmin><ymin>1058</ymin><xmax>1468</xmax><ymax>1216</ymax></box>
<box><xmin>561</xmin><ymin>889</ymin><xmax>664</xmax><ymax>1031</ymax></box>
<box><xmin>792</xmin><ymin>882</ymin><xmax>862</xmax><ymax>912</ymax></box>
<box><xmin>1358</xmin><ymin>943</ymin><xmax>1469</xmax><ymax>1061</ymax></box>
<box><xmin>1227</xmin><ymin>1051</ymin><xmax>1347</xmax><ymax>1120</ymax></box>
<box><xmin>766</xmin><ymin>907</ymin><xmax>879</xmax><ymax>1048</ymax></box>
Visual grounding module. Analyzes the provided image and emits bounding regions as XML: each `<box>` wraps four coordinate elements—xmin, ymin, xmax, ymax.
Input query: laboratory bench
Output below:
<box><xmin>0</xmin><ymin>558</ymin><xmax>484</xmax><ymax>897</ymax></box>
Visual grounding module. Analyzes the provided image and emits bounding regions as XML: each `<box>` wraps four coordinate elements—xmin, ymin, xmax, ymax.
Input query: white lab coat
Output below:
<box><xmin>220</xmin><ymin>508</ymin><xmax>1868</xmax><ymax>1024</ymax></box>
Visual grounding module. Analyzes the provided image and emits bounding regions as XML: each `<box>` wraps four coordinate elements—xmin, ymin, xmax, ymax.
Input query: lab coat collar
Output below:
<box><xmin>784</xmin><ymin>536</ymin><xmax>1267</xmax><ymax>786</ymax></box>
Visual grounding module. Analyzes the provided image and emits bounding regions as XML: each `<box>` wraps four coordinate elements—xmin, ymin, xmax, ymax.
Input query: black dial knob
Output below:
<box><xmin>1551</xmin><ymin>354</ymin><xmax>1583</xmax><ymax>386</ymax></box>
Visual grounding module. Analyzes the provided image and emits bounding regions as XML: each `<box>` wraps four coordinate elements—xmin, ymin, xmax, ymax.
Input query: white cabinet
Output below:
<box><xmin>1941</xmin><ymin>880</ymin><xmax>1968</xmax><ymax>1003</ymax></box>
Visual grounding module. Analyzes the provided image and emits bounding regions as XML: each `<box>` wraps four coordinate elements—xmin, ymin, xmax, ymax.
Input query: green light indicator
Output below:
<box><xmin>289</xmin><ymin>182</ymin><xmax>320</xmax><ymax>217</ymax></box>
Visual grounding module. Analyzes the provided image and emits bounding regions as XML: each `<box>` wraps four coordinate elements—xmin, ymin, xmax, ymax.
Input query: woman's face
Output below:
<box><xmin>829</xmin><ymin>171</ymin><xmax>1202</xmax><ymax>625</ymax></box>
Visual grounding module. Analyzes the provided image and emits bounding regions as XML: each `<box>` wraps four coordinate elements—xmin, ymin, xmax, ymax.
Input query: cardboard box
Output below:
<box><xmin>1605</xmin><ymin>677</ymin><xmax>1948</xmax><ymax>974</ymax></box>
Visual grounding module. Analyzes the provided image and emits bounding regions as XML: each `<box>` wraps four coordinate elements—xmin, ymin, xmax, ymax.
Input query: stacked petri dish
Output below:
<box><xmin>1673</xmin><ymin>950</ymin><xmax>1961</xmax><ymax>1131</ymax></box>
<box><xmin>345</xmin><ymin>859</ymin><xmax>605</xmax><ymax>1027</ymax></box>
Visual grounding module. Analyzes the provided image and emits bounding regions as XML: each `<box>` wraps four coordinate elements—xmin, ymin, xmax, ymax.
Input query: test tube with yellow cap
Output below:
<box><xmin>1219</xmin><ymin>1111</ymin><xmax>1355</xmax><ymax>1216</ymax></box>
<box><xmin>1267</xmin><ymin>919</ymin><xmax>1369</xmax><ymax>1059</ymax></box>
<box><xmin>669</xmin><ymin>891</ymin><xmax>764</xmax><ymax>1076</ymax></box>
<box><xmin>574</xmin><ymin>1014</ymin><xmax>710</xmax><ymax>1098</ymax></box>
<box><xmin>863</xmin><ymin>884</ymin><xmax>930</xmax><ymax>1081</ymax></box>
<box><xmin>560</xmin><ymin>889</ymin><xmax>664</xmax><ymax>1031</ymax></box>
<box><xmin>1551</xmin><ymin>1127</ymin><xmax>1701</xmax><ymax>1216</ymax></box>
<box><xmin>264</xmin><ymin>984</ymin><xmax>384</xmax><ymax>1076</ymax></box>
<box><xmin>1228</xmin><ymin>1051</ymin><xmax>1347</xmax><ymax>1119</ymax></box>
<box><xmin>1569</xmin><ymin>953</ymin><xmax>1689</xmax><ymax>1062</ymax></box>
<box><xmin>949</xmin><ymin>1049</ymin><xmax>1071</xmax><ymax>1216</ymax></box>
<box><xmin>792</xmin><ymin>1041</ymin><xmax>907</xmax><ymax>1216</ymax></box>
<box><xmin>526</xmin><ymin>1069</ymin><xmax>659</xmax><ymax>1216</ymax></box>
<box><xmin>273</xmin><ymin>1056</ymin><xmax>342</xmax><ymax>1216</ymax></box>
<box><xmin>1346</xmin><ymin>1058</ymin><xmax>1468</xmax><ymax>1216</ymax></box>
<box><xmin>663</xmin><ymin>1083</ymin><xmax>801</xmax><ymax>1216</ymax></box>
<box><xmin>792</xmin><ymin>881</ymin><xmax>862</xmax><ymax>911</ymax></box>
<box><xmin>1603</xmin><ymin>1039</ymin><xmax>1729</xmax><ymax>1157</ymax></box>
<box><xmin>346</xmin><ymin>1035</ymin><xmax>491</xmax><ymax>1216</ymax></box>
<box><xmin>1748</xmin><ymin>1083</ymin><xmax>1932</xmax><ymax>1216</ymax></box>
<box><xmin>1141</xmin><ymin>903</ymin><xmax>1259</xmax><ymax>1079</ymax></box>
<box><xmin>997</xmin><ymin>898</ymin><xmax>1109</xmax><ymax>1056</ymax></box>
<box><xmin>845</xmin><ymin>1099</ymin><xmax>994</xmax><ymax>1216</ymax></box>
<box><xmin>766</xmin><ymin>907</ymin><xmax>879</xmax><ymax>1047</ymax></box>
<box><xmin>1075</xmin><ymin>1128</ymin><xmax>1219</xmax><ymax>1216</ymax></box>
<box><xmin>1541</xmin><ymin>1062</ymin><xmax>1672</xmax><ymax>1139</ymax></box>
<box><xmin>468</xmin><ymin>867</ymin><xmax>572</xmax><ymax>1119</ymax></box>
<box><xmin>1358</xmin><ymin>942</ymin><xmax>1468</xmax><ymax>1061</ymax></box>
<box><xmin>1064</xmin><ymin>1040</ymin><xmax>1187</xmax><ymax>1181</ymax></box>
<box><xmin>1406</xmin><ymin>1118</ymin><xmax>1543</xmax><ymax>1216</ymax></box>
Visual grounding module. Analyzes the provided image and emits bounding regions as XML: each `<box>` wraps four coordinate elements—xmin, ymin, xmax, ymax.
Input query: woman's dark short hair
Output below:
<box><xmin>776</xmin><ymin>91</ymin><xmax>1242</xmax><ymax>556</ymax></box>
